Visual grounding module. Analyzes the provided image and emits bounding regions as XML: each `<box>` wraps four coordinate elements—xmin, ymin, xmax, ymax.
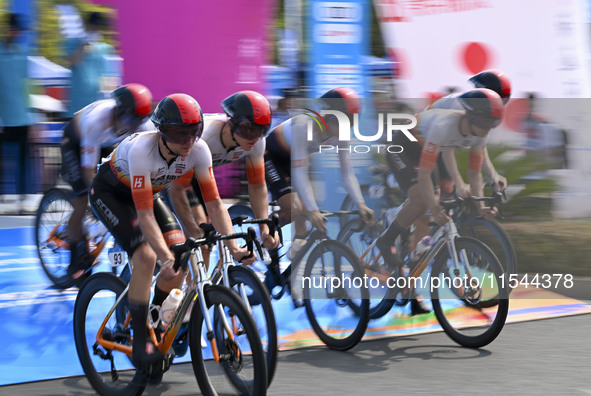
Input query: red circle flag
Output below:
<box><xmin>460</xmin><ymin>42</ymin><xmax>491</xmax><ymax>74</ymax></box>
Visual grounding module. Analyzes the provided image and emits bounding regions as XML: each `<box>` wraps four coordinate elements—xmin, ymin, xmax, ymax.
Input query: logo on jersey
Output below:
<box><xmin>426</xmin><ymin>142</ymin><xmax>438</xmax><ymax>153</ymax></box>
<box><xmin>133</xmin><ymin>176</ymin><xmax>145</xmax><ymax>189</ymax></box>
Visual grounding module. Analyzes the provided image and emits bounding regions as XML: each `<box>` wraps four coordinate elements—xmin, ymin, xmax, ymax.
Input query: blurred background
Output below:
<box><xmin>1</xmin><ymin>0</ymin><xmax>591</xmax><ymax>277</ymax></box>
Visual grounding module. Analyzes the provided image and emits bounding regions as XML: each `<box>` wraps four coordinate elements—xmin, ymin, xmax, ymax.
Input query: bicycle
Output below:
<box><xmin>340</xmin><ymin>173</ymin><xmax>517</xmax><ymax>282</ymax></box>
<box><xmin>229</xmin><ymin>208</ymin><xmax>371</xmax><ymax>351</ymax></box>
<box><xmin>339</xmin><ymin>192</ymin><xmax>515</xmax><ymax>319</ymax></box>
<box><xmin>342</xmin><ymin>198</ymin><xmax>509</xmax><ymax>348</ymax></box>
<box><xmin>201</xmin><ymin>220</ymin><xmax>279</xmax><ymax>387</ymax></box>
<box><xmin>73</xmin><ymin>230</ymin><xmax>267</xmax><ymax>396</ymax></box>
<box><xmin>35</xmin><ymin>187</ymin><xmax>126</xmax><ymax>289</ymax></box>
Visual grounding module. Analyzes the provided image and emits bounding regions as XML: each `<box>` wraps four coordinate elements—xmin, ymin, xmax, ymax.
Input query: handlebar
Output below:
<box><xmin>232</xmin><ymin>213</ymin><xmax>283</xmax><ymax>245</ymax></box>
<box><xmin>170</xmin><ymin>226</ymin><xmax>262</xmax><ymax>271</ymax></box>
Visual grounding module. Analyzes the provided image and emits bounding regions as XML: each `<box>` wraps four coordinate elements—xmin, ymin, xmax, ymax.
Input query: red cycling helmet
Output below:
<box><xmin>458</xmin><ymin>88</ymin><xmax>505</xmax><ymax>129</ymax></box>
<box><xmin>221</xmin><ymin>91</ymin><xmax>272</xmax><ymax>140</ymax></box>
<box><xmin>112</xmin><ymin>83</ymin><xmax>153</xmax><ymax>119</ymax></box>
<box><xmin>151</xmin><ymin>93</ymin><xmax>204</xmax><ymax>144</ymax></box>
<box><xmin>469</xmin><ymin>69</ymin><xmax>511</xmax><ymax>104</ymax></box>
<box><xmin>318</xmin><ymin>87</ymin><xmax>361</xmax><ymax>115</ymax></box>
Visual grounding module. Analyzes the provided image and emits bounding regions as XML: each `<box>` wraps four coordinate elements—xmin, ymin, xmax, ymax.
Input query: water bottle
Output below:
<box><xmin>160</xmin><ymin>288</ymin><xmax>184</xmax><ymax>324</ymax></box>
<box><xmin>409</xmin><ymin>236</ymin><xmax>434</xmax><ymax>263</ymax></box>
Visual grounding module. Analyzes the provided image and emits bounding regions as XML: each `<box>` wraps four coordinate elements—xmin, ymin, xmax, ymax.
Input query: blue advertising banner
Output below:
<box><xmin>307</xmin><ymin>0</ymin><xmax>370</xmax><ymax>98</ymax></box>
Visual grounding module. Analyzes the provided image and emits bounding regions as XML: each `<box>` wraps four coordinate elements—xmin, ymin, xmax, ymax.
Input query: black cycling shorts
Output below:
<box><xmin>264</xmin><ymin>132</ymin><xmax>291</xmax><ymax>201</ymax></box>
<box><xmin>385</xmin><ymin>131</ymin><xmax>439</xmax><ymax>195</ymax></box>
<box><xmin>60</xmin><ymin>122</ymin><xmax>87</xmax><ymax>197</ymax></box>
<box><xmin>90</xmin><ymin>163</ymin><xmax>184</xmax><ymax>258</ymax></box>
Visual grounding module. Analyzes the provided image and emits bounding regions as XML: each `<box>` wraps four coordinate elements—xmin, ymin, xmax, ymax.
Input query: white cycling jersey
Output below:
<box><xmin>106</xmin><ymin>131</ymin><xmax>219</xmax><ymax>210</ymax></box>
<box><xmin>173</xmin><ymin>114</ymin><xmax>266</xmax><ymax>187</ymax></box>
<box><xmin>416</xmin><ymin>108</ymin><xmax>487</xmax><ymax>170</ymax></box>
<box><xmin>283</xmin><ymin>114</ymin><xmax>365</xmax><ymax>212</ymax></box>
<box><xmin>75</xmin><ymin>99</ymin><xmax>129</xmax><ymax>169</ymax></box>
<box><xmin>202</xmin><ymin>114</ymin><xmax>266</xmax><ymax>169</ymax></box>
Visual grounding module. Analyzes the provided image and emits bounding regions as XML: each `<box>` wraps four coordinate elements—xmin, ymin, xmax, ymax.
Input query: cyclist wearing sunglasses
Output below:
<box><xmin>168</xmin><ymin>91</ymin><xmax>279</xmax><ymax>264</ymax></box>
<box><xmin>426</xmin><ymin>70</ymin><xmax>511</xmax><ymax>198</ymax></box>
<box><xmin>89</xmin><ymin>93</ymin><xmax>254</xmax><ymax>377</ymax></box>
<box><xmin>376</xmin><ymin>88</ymin><xmax>505</xmax><ymax>314</ymax></box>
<box><xmin>61</xmin><ymin>83</ymin><xmax>153</xmax><ymax>280</ymax></box>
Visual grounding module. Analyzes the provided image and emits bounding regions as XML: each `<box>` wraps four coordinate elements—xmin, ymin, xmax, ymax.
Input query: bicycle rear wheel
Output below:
<box><xmin>190</xmin><ymin>285</ymin><xmax>267</xmax><ymax>396</ymax></box>
<box><xmin>73</xmin><ymin>273</ymin><xmax>144</xmax><ymax>396</ymax></box>
<box><xmin>35</xmin><ymin>188</ymin><xmax>78</xmax><ymax>289</ymax></box>
<box><xmin>303</xmin><ymin>240</ymin><xmax>370</xmax><ymax>351</ymax></box>
<box><xmin>457</xmin><ymin>215</ymin><xmax>517</xmax><ymax>277</ymax></box>
<box><xmin>430</xmin><ymin>237</ymin><xmax>509</xmax><ymax>348</ymax></box>
<box><xmin>226</xmin><ymin>265</ymin><xmax>278</xmax><ymax>387</ymax></box>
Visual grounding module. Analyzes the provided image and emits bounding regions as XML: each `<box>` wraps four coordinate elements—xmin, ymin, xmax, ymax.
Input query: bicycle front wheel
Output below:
<box><xmin>227</xmin><ymin>265</ymin><xmax>278</xmax><ymax>387</ymax></box>
<box><xmin>35</xmin><ymin>188</ymin><xmax>77</xmax><ymax>289</ymax></box>
<box><xmin>190</xmin><ymin>285</ymin><xmax>267</xmax><ymax>396</ymax></box>
<box><xmin>73</xmin><ymin>273</ymin><xmax>144</xmax><ymax>396</ymax></box>
<box><xmin>337</xmin><ymin>218</ymin><xmax>397</xmax><ymax>319</ymax></box>
<box><xmin>430</xmin><ymin>237</ymin><xmax>509</xmax><ymax>348</ymax></box>
<box><xmin>303</xmin><ymin>240</ymin><xmax>370</xmax><ymax>351</ymax></box>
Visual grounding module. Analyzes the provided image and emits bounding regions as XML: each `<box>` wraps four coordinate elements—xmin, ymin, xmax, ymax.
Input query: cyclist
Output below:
<box><xmin>265</xmin><ymin>87</ymin><xmax>375</xmax><ymax>305</ymax></box>
<box><xmin>428</xmin><ymin>69</ymin><xmax>511</xmax><ymax>197</ymax></box>
<box><xmin>168</xmin><ymin>90</ymin><xmax>279</xmax><ymax>265</ymax></box>
<box><xmin>377</xmin><ymin>88</ymin><xmax>505</xmax><ymax>315</ymax></box>
<box><xmin>89</xmin><ymin>93</ymin><xmax>254</xmax><ymax>380</ymax></box>
<box><xmin>60</xmin><ymin>83</ymin><xmax>153</xmax><ymax>279</ymax></box>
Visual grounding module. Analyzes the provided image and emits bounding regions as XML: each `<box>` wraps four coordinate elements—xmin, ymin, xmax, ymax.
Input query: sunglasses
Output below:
<box><xmin>160</xmin><ymin>124</ymin><xmax>203</xmax><ymax>144</ymax></box>
<box><xmin>231</xmin><ymin>117</ymin><xmax>269</xmax><ymax>140</ymax></box>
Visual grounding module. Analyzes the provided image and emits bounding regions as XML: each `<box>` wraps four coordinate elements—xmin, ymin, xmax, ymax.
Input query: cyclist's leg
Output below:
<box><xmin>377</xmin><ymin>138</ymin><xmax>426</xmax><ymax>268</ymax></box>
<box><xmin>60</xmin><ymin>122</ymin><xmax>91</xmax><ymax>276</ymax></box>
<box><xmin>90</xmin><ymin>169</ymin><xmax>163</xmax><ymax>376</ymax></box>
<box><xmin>151</xmin><ymin>195</ymin><xmax>186</xmax><ymax>311</ymax></box>
<box><xmin>185</xmin><ymin>177</ymin><xmax>211</xmax><ymax>267</ymax></box>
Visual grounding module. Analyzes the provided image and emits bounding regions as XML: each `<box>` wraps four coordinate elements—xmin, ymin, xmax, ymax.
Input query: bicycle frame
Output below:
<box><xmin>93</xmin><ymin>240</ymin><xmax>238</xmax><ymax>364</ymax></box>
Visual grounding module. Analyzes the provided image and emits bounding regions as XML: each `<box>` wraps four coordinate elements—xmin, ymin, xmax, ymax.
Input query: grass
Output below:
<box><xmin>501</xmin><ymin>220</ymin><xmax>591</xmax><ymax>278</ymax></box>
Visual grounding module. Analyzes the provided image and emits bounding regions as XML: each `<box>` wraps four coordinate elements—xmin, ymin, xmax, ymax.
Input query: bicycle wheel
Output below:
<box><xmin>227</xmin><ymin>265</ymin><xmax>278</xmax><ymax>387</ymax></box>
<box><xmin>303</xmin><ymin>240</ymin><xmax>370</xmax><ymax>351</ymax></box>
<box><xmin>430</xmin><ymin>237</ymin><xmax>509</xmax><ymax>348</ymax></box>
<box><xmin>337</xmin><ymin>218</ymin><xmax>397</xmax><ymax>319</ymax></box>
<box><xmin>457</xmin><ymin>215</ymin><xmax>517</xmax><ymax>277</ymax></box>
<box><xmin>35</xmin><ymin>187</ymin><xmax>78</xmax><ymax>289</ymax></box>
<box><xmin>73</xmin><ymin>273</ymin><xmax>144</xmax><ymax>396</ymax></box>
<box><xmin>190</xmin><ymin>285</ymin><xmax>267</xmax><ymax>396</ymax></box>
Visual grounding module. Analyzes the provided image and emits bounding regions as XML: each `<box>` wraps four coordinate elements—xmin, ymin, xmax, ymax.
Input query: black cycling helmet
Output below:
<box><xmin>318</xmin><ymin>87</ymin><xmax>360</xmax><ymax>124</ymax></box>
<box><xmin>469</xmin><ymin>69</ymin><xmax>511</xmax><ymax>104</ymax></box>
<box><xmin>458</xmin><ymin>88</ymin><xmax>505</xmax><ymax>129</ymax></box>
<box><xmin>112</xmin><ymin>83</ymin><xmax>153</xmax><ymax>119</ymax></box>
<box><xmin>151</xmin><ymin>93</ymin><xmax>204</xmax><ymax>144</ymax></box>
<box><xmin>221</xmin><ymin>91</ymin><xmax>272</xmax><ymax>140</ymax></box>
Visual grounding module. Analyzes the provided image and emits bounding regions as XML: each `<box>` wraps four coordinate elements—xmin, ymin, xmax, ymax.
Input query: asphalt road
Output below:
<box><xmin>3</xmin><ymin>313</ymin><xmax>590</xmax><ymax>396</ymax></box>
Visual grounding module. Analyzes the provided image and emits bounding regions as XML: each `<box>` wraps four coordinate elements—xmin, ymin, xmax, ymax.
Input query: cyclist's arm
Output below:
<box><xmin>245</xmin><ymin>144</ymin><xmax>273</xmax><ymax>240</ymax></box>
<box><xmin>337</xmin><ymin>150</ymin><xmax>374</xmax><ymax>224</ymax></box>
<box><xmin>441</xmin><ymin>149</ymin><xmax>470</xmax><ymax>197</ymax></box>
<box><xmin>194</xmin><ymin>164</ymin><xmax>255</xmax><ymax>263</ymax></box>
<box><xmin>418</xmin><ymin>142</ymin><xmax>449</xmax><ymax>225</ymax></box>
<box><xmin>170</xmin><ymin>171</ymin><xmax>202</xmax><ymax>238</ymax></box>
<box><xmin>482</xmin><ymin>147</ymin><xmax>507</xmax><ymax>191</ymax></box>
<box><xmin>130</xmin><ymin>173</ymin><xmax>175</xmax><ymax>264</ymax></box>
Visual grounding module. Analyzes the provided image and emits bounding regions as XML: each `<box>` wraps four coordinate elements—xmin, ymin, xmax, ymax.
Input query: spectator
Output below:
<box><xmin>0</xmin><ymin>13</ymin><xmax>33</xmax><ymax>211</ymax></box>
<box><xmin>65</xmin><ymin>11</ymin><xmax>114</xmax><ymax>117</ymax></box>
